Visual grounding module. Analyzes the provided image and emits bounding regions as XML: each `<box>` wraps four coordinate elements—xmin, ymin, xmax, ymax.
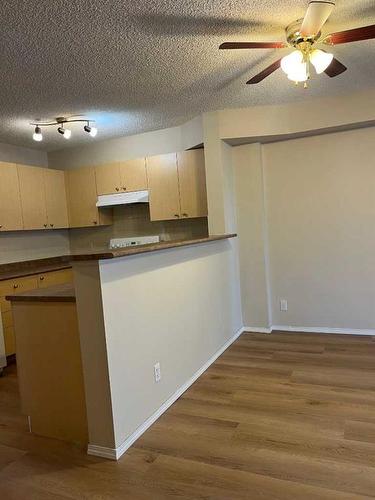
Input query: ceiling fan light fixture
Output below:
<box><xmin>310</xmin><ymin>48</ymin><xmax>334</xmax><ymax>74</ymax></box>
<box><xmin>287</xmin><ymin>62</ymin><xmax>309</xmax><ymax>83</ymax></box>
<box><xmin>281</xmin><ymin>50</ymin><xmax>304</xmax><ymax>75</ymax></box>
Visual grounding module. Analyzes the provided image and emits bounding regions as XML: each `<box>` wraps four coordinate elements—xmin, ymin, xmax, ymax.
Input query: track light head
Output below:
<box><xmin>33</xmin><ymin>126</ymin><xmax>43</xmax><ymax>142</ymax></box>
<box><xmin>84</xmin><ymin>123</ymin><xmax>98</xmax><ymax>137</ymax></box>
<box><xmin>57</xmin><ymin>126</ymin><xmax>72</xmax><ymax>139</ymax></box>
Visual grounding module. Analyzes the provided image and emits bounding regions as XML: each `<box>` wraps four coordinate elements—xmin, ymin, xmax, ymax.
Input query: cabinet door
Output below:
<box><xmin>18</xmin><ymin>165</ymin><xmax>48</xmax><ymax>230</ymax></box>
<box><xmin>0</xmin><ymin>162</ymin><xmax>23</xmax><ymax>231</ymax></box>
<box><xmin>119</xmin><ymin>158</ymin><xmax>148</xmax><ymax>192</ymax></box>
<box><xmin>37</xmin><ymin>268</ymin><xmax>73</xmax><ymax>288</ymax></box>
<box><xmin>146</xmin><ymin>154</ymin><xmax>181</xmax><ymax>221</ymax></box>
<box><xmin>65</xmin><ymin>167</ymin><xmax>100</xmax><ymax>228</ymax></box>
<box><xmin>95</xmin><ymin>164</ymin><xmax>121</xmax><ymax>195</ymax></box>
<box><xmin>177</xmin><ymin>150</ymin><xmax>208</xmax><ymax>218</ymax></box>
<box><xmin>44</xmin><ymin>169</ymin><xmax>69</xmax><ymax>229</ymax></box>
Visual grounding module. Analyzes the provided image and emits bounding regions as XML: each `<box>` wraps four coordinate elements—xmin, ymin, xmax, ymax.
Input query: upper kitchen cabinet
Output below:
<box><xmin>95</xmin><ymin>158</ymin><xmax>147</xmax><ymax>195</ymax></box>
<box><xmin>146</xmin><ymin>153</ymin><xmax>181</xmax><ymax>221</ymax></box>
<box><xmin>146</xmin><ymin>150</ymin><xmax>208</xmax><ymax>221</ymax></box>
<box><xmin>43</xmin><ymin>169</ymin><xmax>69</xmax><ymax>229</ymax></box>
<box><xmin>65</xmin><ymin>167</ymin><xmax>112</xmax><ymax>228</ymax></box>
<box><xmin>17</xmin><ymin>165</ymin><xmax>48</xmax><ymax>230</ymax></box>
<box><xmin>119</xmin><ymin>158</ymin><xmax>147</xmax><ymax>192</ymax></box>
<box><xmin>0</xmin><ymin>162</ymin><xmax>23</xmax><ymax>231</ymax></box>
<box><xmin>177</xmin><ymin>150</ymin><xmax>208</xmax><ymax>219</ymax></box>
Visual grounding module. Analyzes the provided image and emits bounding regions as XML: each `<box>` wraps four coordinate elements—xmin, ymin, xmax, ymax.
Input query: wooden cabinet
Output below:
<box><xmin>65</xmin><ymin>167</ymin><xmax>112</xmax><ymax>228</ymax></box>
<box><xmin>146</xmin><ymin>150</ymin><xmax>208</xmax><ymax>221</ymax></box>
<box><xmin>18</xmin><ymin>165</ymin><xmax>48</xmax><ymax>230</ymax></box>
<box><xmin>0</xmin><ymin>162</ymin><xmax>23</xmax><ymax>231</ymax></box>
<box><xmin>0</xmin><ymin>268</ymin><xmax>73</xmax><ymax>356</ymax></box>
<box><xmin>177</xmin><ymin>150</ymin><xmax>208</xmax><ymax>219</ymax></box>
<box><xmin>17</xmin><ymin>166</ymin><xmax>69</xmax><ymax>230</ymax></box>
<box><xmin>147</xmin><ymin>154</ymin><xmax>181</xmax><ymax>221</ymax></box>
<box><xmin>95</xmin><ymin>158</ymin><xmax>147</xmax><ymax>195</ymax></box>
<box><xmin>119</xmin><ymin>158</ymin><xmax>148</xmax><ymax>192</ymax></box>
<box><xmin>43</xmin><ymin>169</ymin><xmax>69</xmax><ymax>229</ymax></box>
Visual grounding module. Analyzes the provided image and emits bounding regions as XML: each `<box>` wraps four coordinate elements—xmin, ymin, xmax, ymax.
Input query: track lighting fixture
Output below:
<box><xmin>83</xmin><ymin>122</ymin><xmax>98</xmax><ymax>137</ymax></box>
<box><xmin>30</xmin><ymin>117</ymin><xmax>97</xmax><ymax>143</ymax></box>
<box><xmin>32</xmin><ymin>126</ymin><xmax>43</xmax><ymax>142</ymax></box>
<box><xmin>57</xmin><ymin>124</ymin><xmax>72</xmax><ymax>139</ymax></box>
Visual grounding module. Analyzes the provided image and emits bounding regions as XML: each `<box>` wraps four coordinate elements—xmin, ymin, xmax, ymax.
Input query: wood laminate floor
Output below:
<box><xmin>2</xmin><ymin>331</ymin><xmax>375</xmax><ymax>499</ymax></box>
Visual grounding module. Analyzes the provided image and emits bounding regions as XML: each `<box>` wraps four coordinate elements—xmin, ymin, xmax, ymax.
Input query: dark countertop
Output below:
<box><xmin>6</xmin><ymin>283</ymin><xmax>76</xmax><ymax>303</ymax></box>
<box><xmin>0</xmin><ymin>234</ymin><xmax>236</xmax><ymax>280</ymax></box>
<box><xmin>0</xmin><ymin>260</ymin><xmax>72</xmax><ymax>282</ymax></box>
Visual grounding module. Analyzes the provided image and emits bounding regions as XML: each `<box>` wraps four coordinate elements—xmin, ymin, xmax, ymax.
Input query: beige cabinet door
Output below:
<box><xmin>177</xmin><ymin>150</ymin><xmax>208</xmax><ymax>219</ymax></box>
<box><xmin>18</xmin><ymin>165</ymin><xmax>48</xmax><ymax>230</ymax></box>
<box><xmin>95</xmin><ymin>163</ymin><xmax>121</xmax><ymax>195</ymax></box>
<box><xmin>119</xmin><ymin>158</ymin><xmax>148</xmax><ymax>192</ymax></box>
<box><xmin>65</xmin><ymin>167</ymin><xmax>100</xmax><ymax>228</ymax></box>
<box><xmin>0</xmin><ymin>162</ymin><xmax>23</xmax><ymax>231</ymax></box>
<box><xmin>44</xmin><ymin>169</ymin><xmax>69</xmax><ymax>229</ymax></box>
<box><xmin>147</xmin><ymin>154</ymin><xmax>181</xmax><ymax>221</ymax></box>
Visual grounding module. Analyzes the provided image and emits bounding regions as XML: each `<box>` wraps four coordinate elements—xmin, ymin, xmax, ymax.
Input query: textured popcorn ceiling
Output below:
<box><xmin>1</xmin><ymin>0</ymin><xmax>374</xmax><ymax>151</ymax></box>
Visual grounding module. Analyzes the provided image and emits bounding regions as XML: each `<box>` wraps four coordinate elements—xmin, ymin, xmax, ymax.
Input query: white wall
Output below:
<box><xmin>98</xmin><ymin>238</ymin><xmax>242</xmax><ymax>450</ymax></box>
<box><xmin>0</xmin><ymin>142</ymin><xmax>48</xmax><ymax>167</ymax></box>
<box><xmin>264</xmin><ymin>127</ymin><xmax>375</xmax><ymax>330</ymax></box>
<box><xmin>232</xmin><ymin>126</ymin><xmax>375</xmax><ymax>332</ymax></box>
<box><xmin>48</xmin><ymin>116</ymin><xmax>203</xmax><ymax>169</ymax></box>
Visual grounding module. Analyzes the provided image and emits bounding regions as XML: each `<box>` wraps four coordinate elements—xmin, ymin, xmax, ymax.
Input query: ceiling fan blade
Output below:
<box><xmin>246</xmin><ymin>59</ymin><xmax>282</xmax><ymax>84</ymax></box>
<box><xmin>324</xmin><ymin>24</ymin><xmax>375</xmax><ymax>45</ymax></box>
<box><xmin>324</xmin><ymin>58</ymin><xmax>347</xmax><ymax>77</ymax></box>
<box><xmin>219</xmin><ymin>41</ymin><xmax>286</xmax><ymax>49</ymax></box>
<box><xmin>300</xmin><ymin>1</ymin><xmax>335</xmax><ymax>37</ymax></box>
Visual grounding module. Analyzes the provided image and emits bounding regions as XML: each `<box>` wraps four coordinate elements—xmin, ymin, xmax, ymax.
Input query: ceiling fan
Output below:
<box><xmin>219</xmin><ymin>0</ymin><xmax>375</xmax><ymax>87</ymax></box>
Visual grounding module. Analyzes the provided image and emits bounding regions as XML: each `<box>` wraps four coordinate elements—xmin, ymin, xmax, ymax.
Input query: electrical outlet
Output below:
<box><xmin>280</xmin><ymin>299</ymin><xmax>288</xmax><ymax>312</ymax></box>
<box><xmin>154</xmin><ymin>362</ymin><xmax>161</xmax><ymax>383</ymax></box>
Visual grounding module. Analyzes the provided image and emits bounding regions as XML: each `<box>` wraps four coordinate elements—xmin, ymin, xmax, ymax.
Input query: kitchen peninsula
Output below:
<box><xmin>6</xmin><ymin>233</ymin><xmax>241</xmax><ymax>459</ymax></box>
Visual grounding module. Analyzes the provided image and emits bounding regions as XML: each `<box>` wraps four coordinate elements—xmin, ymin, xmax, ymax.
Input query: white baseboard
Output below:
<box><xmin>242</xmin><ymin>325</ymin><xmax>375</xmax><ymax>336</ymax></box>
<box><xmin>242</xmin><ymin>326</ymin><xmax>272</xmax><ymax>334</ymax></box>
<box><xmin>272</xmin><ymin>325</ymin><xmax>375</xmax><ymax>336</ymax></box>
<box><xmin>88</xmin><ymin>325</ymin><xmax>244</xmax><ymax>461</ymax></box>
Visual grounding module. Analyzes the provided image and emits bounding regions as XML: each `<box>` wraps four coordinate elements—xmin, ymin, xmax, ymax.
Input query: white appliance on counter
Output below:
<box><xmin>96</xmin><ymin>190</ymin><xmax>149</xmax><ymax>208</ymax></box>
<box><xmin>109</xmin><ymin>235</ymin><xmax>160</xmax><ymax>249</ymax></box>
<box><xmin>0</xmin><ymin>316</ymin><xmax>6</xmax><ymax>374</ymax></box>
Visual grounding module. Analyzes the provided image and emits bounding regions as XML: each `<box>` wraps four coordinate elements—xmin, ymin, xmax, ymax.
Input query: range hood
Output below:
<box><xmin>96</xmin><ymin>190</ymin><xmax>149</xmax><ymax>207</ymax></box>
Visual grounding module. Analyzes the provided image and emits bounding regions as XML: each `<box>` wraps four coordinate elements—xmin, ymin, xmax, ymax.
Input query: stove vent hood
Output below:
<box><xmin>96</xmin><ymin>190</ymin><xmax>149</xmax><ymax>207</ymax></box>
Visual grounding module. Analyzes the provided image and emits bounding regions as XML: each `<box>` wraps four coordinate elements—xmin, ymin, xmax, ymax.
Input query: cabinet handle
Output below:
<box><xmin>93</xmin><ymin>220</ymin><xmax>98</xmax><ymax>225</ymax></box>
<box><xmin>50</xmin><ymin>223</ymin><xmax>54</xmax><ymax>227</ymax></box>
<box><xmin>39</xmin><ymin>276</ymin><xmax>45</xmax><ymax>281</ymax></box>
<box><xmin>13</xmin><ymin>284</ymin><xmax>19</xmax><ymax>289</ymax></box>
<box><xmin>43</xmin><ymin>224</ymin><xmax>47</xmax><ymax>228</ymax></box>
<box><xmin>115</xmin><ymin>187</ymin><xmax>120</xmax><ymax>191</ymax></box>
<box><xmin>182</xmin><ymin>213</ymin><xmax>188</xmax><ymax>217</ymax></box>
<box><xmin>174</xmin><ymin>214</ymin><xmax>180</xmax><ymax>218</ymax></box>
<box><xmin>122</xmin><ymin>186</ymin><xmax>127</xmax><ymax>191</ymax></box>
<box><xmin>0</xmin><ymin>225</ymin><xmax>2</xmax><ymax>229</ymax></box>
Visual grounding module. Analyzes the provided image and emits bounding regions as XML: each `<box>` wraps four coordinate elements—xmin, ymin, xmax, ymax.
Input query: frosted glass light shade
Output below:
<box><xmin>281</xmin><ymin>50</ymin><xmax>304</xmax><ymax>75</ymax></box>
<box><xmin>287</xmin><ymin>62</ymin><xmax>309</xmax><ymax>82</ymax></box>
<box><xmin>310</xmin><ymin>49</ymin><xmax>334</xmax><ymax>74</ymax></box>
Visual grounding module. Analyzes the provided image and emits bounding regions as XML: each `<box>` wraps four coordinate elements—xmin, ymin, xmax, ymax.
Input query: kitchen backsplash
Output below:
<box><xmin>69</xmin><ymin>204</ymin><xmax>209</xmax><ymax>251</ymax></box>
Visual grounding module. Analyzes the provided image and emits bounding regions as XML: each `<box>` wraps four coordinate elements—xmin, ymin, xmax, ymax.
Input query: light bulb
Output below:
<box><xmin>58</xmin><ymin>126</ymin><xmax>72</xmax><ymax>139</ymax></box>
<box><xmin>281</xmin><ymin>50</ymin><xmax>304</xmax><ymax>75</ymax></box>
<box><xmin>33</xmin><ymin>126</ymin><xmax>43</xmax><ymax>142</ymax></box>
<box><xmin>310</xmin><ymin>49</ymin><xmax>334</xmax><ymax>74</ymax></box>
<box><xmin>84</xmin><ymin>124</ymin><xmax>98</xmax><ymax>137</ymax></box>
<box><xmin>287</xmin><ymin>62</ymin><xmax>309</xmax><ymax>82</ymax></box>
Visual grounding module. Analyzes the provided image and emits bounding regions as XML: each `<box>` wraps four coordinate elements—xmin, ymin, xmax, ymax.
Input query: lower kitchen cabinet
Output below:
<box><xmin>0</xmin><ymin>268</ymin><xmax>73</xmax><ymax>356</ymax></box>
